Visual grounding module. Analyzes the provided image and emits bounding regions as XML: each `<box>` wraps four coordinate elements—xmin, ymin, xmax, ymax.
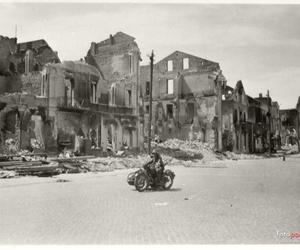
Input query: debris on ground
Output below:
<box><xmin>56</xmin><ymin>179</ymin><xmax>70</xmax><ymax>183</ymax></box>
<box><xmin>0</xmin><ymin>170</ymin><xmax>16</xmax><ymax>178</ymax></box>
<box><xmin>281</xmin><ymin>144</ymin><xmax>299</xmax><ymax>155</ymax></box>
<box><xmin>0</xmin><ymin>138</ymin><xmax>299</xmax><ymax>179</ymax></box>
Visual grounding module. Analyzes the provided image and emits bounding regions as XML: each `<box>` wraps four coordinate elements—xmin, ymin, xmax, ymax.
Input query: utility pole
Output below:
<box><xmin>148</xmin><ymin>50</ymin><xmax>154</xmax><ymax>154</ymax></box>
<box><xmin>267</xmin><ymin>90</ymin><xmax>272</xmax><ymax>156</ymax></box>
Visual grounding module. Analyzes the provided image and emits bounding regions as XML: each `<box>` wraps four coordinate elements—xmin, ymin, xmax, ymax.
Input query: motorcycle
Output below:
<box><xmin>127</xmin><ymin>161</ymin><xmax>175</xmax><ymax>192</ymax></box>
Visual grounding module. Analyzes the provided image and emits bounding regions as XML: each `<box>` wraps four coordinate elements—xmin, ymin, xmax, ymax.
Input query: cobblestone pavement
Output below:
<box><xmin>0</xmin><ymin>156</ymin><xmax>300</xmax><ymax>244</ymax></box>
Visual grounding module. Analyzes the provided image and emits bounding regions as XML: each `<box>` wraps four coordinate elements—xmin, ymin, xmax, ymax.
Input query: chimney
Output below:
<box><xmin>259</xmin><ymin>93</ymin><xmax>262</xmax><ymax>98</ymax></box>
<box><xmin>90</xmin><ymin>42</ymin><xmax>96</xmax><ymax>56</ymax></box>
<box><xmin>110</xmin><ymin>34</ymin><xmax>114</xmax><ymax>45</ymax></box>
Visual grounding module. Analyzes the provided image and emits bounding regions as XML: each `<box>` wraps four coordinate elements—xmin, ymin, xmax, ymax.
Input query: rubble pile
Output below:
<box><xmin>85</xmin><ymin>154</ymin><xmax>149</xmax><ymax>172</ymax></box>
<box><xmin>222</xmin><ymin>151</ymin><xmax>265</xmax><ymax>160</ymax></box>
<box><xmin>0</xmin><ymin>170</ymin><xmax>16</xmax><ymax>178</ymax></box>
<box><xmin>281</xmin><ymin>144</ymin><xmax>299</xmax><ymax>155</ymax></box>
<box><xmin>155</xmin><ymin>138</ymin><xmax>218</xmax><ymax>162</ymax></box>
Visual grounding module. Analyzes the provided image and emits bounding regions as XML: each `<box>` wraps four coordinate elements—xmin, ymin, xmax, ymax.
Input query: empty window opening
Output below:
<box><xmin>187</xmin><ymin>103</ymin><xmax>194</xmax><ymax>123</ymax></box>
<box><xmin>167</xmin><ymin>60</ymin><xmax>173</xmax><ymax>71</ymax></box>
<box><xmin>111</xmin><ymin>86</ymin><xmax>116</xmax><ymax>105</ymax></box>
<box><xmin>145</xmin><ymin>105</ymin><xmax>150</xmax><ymax>114</ymax></box>
<box><xmin>167</xmin><ymin>79</ymin><xmax>174</xmax><ymax>94</ymax></box>
<box><xmin>65</xmin><ymin>78</ymin><xmax>75</xmax><ymax>107</ymax></box>
<box><xmin>183</xmin><ymin>58</ymin><xmax>189</xmax><ymax>69</ymax></box>
<box><xmin>167</xmin><ymin>104</ymin><xmax>173</xmax><ymax>119</ymax></box>
<box><xmin>91</xmin><ymin>81</ymin><xmax>97</xmax><ymax>103</ymax></box>
<box><xmin>233</xmin><ymin>109</ymin><xmax>238</xmax><ymax>124</ymax></box>
<box><xmin>127</xmin><ymin>90</ymin><xmax>132</xmax><ymax>107</ymax></box>
<box><xmin>145</xmin><ymin>81</ymin><xmax>150</xmax><ymax>96</ymax></box>
<box><xmin>129</xmin><ymin>54</ymin><xmax>133</xmax><ymax>74</ymax></box>
<box><xmin>41</xmin><ymin>75</ymin><xmax>47</xmax><ymax>97</ymax></box>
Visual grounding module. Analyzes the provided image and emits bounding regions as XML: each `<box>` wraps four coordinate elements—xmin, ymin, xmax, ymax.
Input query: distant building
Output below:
<box><xmin>280</xmin><ymin>109</ymin><xmax>299</xmax><ymax>146</ymax></box>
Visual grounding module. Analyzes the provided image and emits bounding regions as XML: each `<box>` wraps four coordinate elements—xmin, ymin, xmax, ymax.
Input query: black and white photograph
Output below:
<box><xmin>0</xmin><ymin>0</ymin><xmax>299</xmax><ymax>246</ymax></box>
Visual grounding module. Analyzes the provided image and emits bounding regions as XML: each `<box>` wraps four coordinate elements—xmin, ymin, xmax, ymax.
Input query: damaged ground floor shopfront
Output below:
<box><xmin>0</xmin><ymin>93</ymin><xmax>50</xmax><ymax>154</ymax></box>
<box><xmin>55</xmin><ymin>108</ymin><xmax>139</xmax><ymax>155</ymax></box>
<box><xmin>222</xmin><ymin>120</ymin><xmax>280</xmax><ymax>154</ymax></box>
<box><xmin>0</xmin><ymin>93</ymin><xmax>140</xmax><ymax>155</ymax></box>
<box><xmin>143</xmin><ymin>94</ymin><xmax>222</xmax><ymax>150</ymax></box>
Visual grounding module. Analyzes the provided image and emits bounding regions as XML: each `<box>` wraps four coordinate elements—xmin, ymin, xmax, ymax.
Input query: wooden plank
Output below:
<box><xmin>51</xmin><ymin>156</ymin><xmax>95</xmax><ymax>162</ymax></box>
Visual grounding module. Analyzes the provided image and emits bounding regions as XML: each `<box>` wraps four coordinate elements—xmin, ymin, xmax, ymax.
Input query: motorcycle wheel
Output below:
<box><xmin>127</xmin><ymin>172</ymin><xmax>135</xmax><ymax>185</ymax></box>
<box><xmin>163</xmin><ymin>172</ymin><xmax>174</xmax><ymax>190</ymax></box>
<box><xmin>134</xmin><ymin>173</ymin><xmax>149</xmax><ymax>192</ymax></box>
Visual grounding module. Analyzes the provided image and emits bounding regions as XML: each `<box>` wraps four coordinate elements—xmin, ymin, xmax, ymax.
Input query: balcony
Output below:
<box><xmin>56</xmin><ymin>97</ymin><xmax>90</xmax><ymax>112</ymax></box>
<box><xmin>90</xmin><ymin>103</ymin><xmax>134</xmax><ymax>116</ymax></box>
<box><xmin>56</xmin><ymin>97</ymin><xmax>134</xmax><ymax>116</ymax></box>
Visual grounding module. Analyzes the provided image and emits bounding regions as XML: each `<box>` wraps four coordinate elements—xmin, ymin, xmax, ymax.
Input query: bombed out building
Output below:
<box><xmin>0</xmin><ymin>32</ymin><xmax>285</xmax><ymax>155</ymax></box>
<box><xmin>0</xmin><ymin>32</ymin><xmax>143</xmax><ymax>154</ymax></box>
<box><xmin>140</xmin><ymin>51</ymin><xmax>226</xmax><ymax>151</ymax></box>
<box><xmin>85</xmin><ymin>32</ymin><xmax>143</xmax><ymax>151</ymax></box>
<box><xmin>221</xmin><ymin>81</ymin><xmax>251</xmax><ymax>153</ymax></box>
<box><xmin>0</xmin><ymin>36</ymin><xmax>60</xmax><ymax>153</ymax></box>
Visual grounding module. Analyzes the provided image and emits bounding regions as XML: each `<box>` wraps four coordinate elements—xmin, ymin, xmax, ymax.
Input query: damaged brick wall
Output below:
<box><xmin>21</xmin><ymin>72</ymin><xmax>42</xmax><ymax>96</ymax></box>
<box><xmin>144</xmin><ymin>95</ymin><xmax>218</xmax><ymax>148</ymax></box>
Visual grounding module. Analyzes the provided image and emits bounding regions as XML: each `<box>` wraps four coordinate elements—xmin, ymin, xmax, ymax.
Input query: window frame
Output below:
<box><xmin>167</xmin><ymin>60</ymin><xmax>173</xmax><ymax>72</ymax></box>
<box><xmin>166</xmin><ymin>79</ymin><xmax>174</xmax><ymax>94</ymax></box>
<box><xmin>183</xmin><ymin>58</ymin><xmax>189</xmax><ymax>70</ymax></box>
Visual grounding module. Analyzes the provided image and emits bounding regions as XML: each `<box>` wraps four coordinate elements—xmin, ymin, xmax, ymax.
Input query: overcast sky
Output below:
<box><xmin>1</xmin><ymin>2</ymin><xmax>300</xmax><ymax>108</ymax></box>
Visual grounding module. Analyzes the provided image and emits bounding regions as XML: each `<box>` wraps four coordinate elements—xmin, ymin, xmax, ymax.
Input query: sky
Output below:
<box><xmin>1</xmin><ymin>2</ymin><xmax>300</xmax><ymax>109</ymax></box>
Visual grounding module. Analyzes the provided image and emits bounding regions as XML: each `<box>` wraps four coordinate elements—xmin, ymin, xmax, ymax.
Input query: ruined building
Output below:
<box><xmin>140</xmin><ymin>51</ymin><xmax>226</xmax><ymax>150</ymax></box>
<box><xmin>85</xmin><ymin>32</ymin><xmax>143</xmax><ymax>151</ymax></box>
<box><xmin>222</xmin><ymin>81</ymin><xmax>251</xmax><ymax>153</ymax></box>
<box><xmin>40</xmin><ymin>61</ymin><xmax>103</xmax><ymax>153</ymax></box>
<box><xmin>0</xmin><ymin>36</ymin><xmax>60</xmax><ymax>153</ymax></box>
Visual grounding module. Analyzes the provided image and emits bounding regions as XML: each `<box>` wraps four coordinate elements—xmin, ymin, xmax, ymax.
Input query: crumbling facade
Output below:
<box><xmin>280</xmin><ymin>109</ymin><xmax>299</xmax><ymax>146</ymax></box>
<box><xmin>222</xmin><ymin>81</ymin><xmax>251</xmax><ymax>153</ymax></box>
<box><xmin>0</xmin><ymin>36</ymin><xmax>60</xmax><ymax>154</ymax></box>
<box><xmin>0</xmin><ymin>32</ymin><xmax>286</xmax><ymax>155</ymax></box>
<box><xmin>85</xmin><ymin>32</ymin><xmax>143</xmax><ymax>151</ymax></box>
<box><xmin>141</xmin><ymin>51</ymin><xmax>225</xmax><ymax>150</ymax></box>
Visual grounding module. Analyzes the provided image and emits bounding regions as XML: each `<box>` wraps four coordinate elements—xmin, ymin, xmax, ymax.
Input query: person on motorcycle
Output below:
<box><xmin>150</xmin><ymin>149</ymin><xmax>164</xmax><ymax>186</ymax></box>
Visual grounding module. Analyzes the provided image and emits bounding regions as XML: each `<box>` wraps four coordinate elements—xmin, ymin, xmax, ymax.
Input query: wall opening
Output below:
<box><xmin>187</xmin><ymin>103</ymin><xmax>194</xmax><ymax>124</ymax></box>
<box><xmin>167</xmin><ymin>104</ymin><xmax>173</xmax><ymax>119</ymax></box>
<box><xmin>145</xmin><ymin>81</ymin><xmax>150</xmax><ymax>96</ymax></box>
<box><xmin>111</xmin><ymin>85</ymin><xmax>116</xmax><ymax>105</ymax></box>
<box><xmin>127</xmin><ymin>89</ymin><xmax>132</xmax><ymax>107</ymax></box>
<box><xmin>65</xmin><ymin>78</ymin><xmax>75</xmax><ymax>107</ymax></box>
<box><xmin>91</xmin><ymin>81</ymin><xmax>97</xmax><ymax>103</ymax></box>
<box><xmin>145</xmin><ymin>105</ymin><xmax>149</xmax><ymax>114</ymax></box>
<box><xmin>167</xmin><ymin>60</ymin><xmax>173</xmax><ymax>71</ymax></box>
<box><xmin>167</xmin><ymin>79</ymin><xmax>174</xmax><ymax>94</ymax></box>
<box><xmin>183</xmin><ymin>58</ymin><xmax>189</xmax><ymax>69</ymax></box>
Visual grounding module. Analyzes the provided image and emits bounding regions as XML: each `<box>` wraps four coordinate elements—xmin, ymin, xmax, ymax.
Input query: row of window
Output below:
<box><xmin>144</xmin><ymin>102</ymin><xmax>195</xmax><ymax>124</ymax></box>
<box><xmin>145</xmin><ymin>79</ymin><xmax>174</xmax><ymax>95</ymax></box>
<box><xmin>167</xmin><ymin>58</ymin><xmax>189</xmax><ymax>71</ymax></box>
